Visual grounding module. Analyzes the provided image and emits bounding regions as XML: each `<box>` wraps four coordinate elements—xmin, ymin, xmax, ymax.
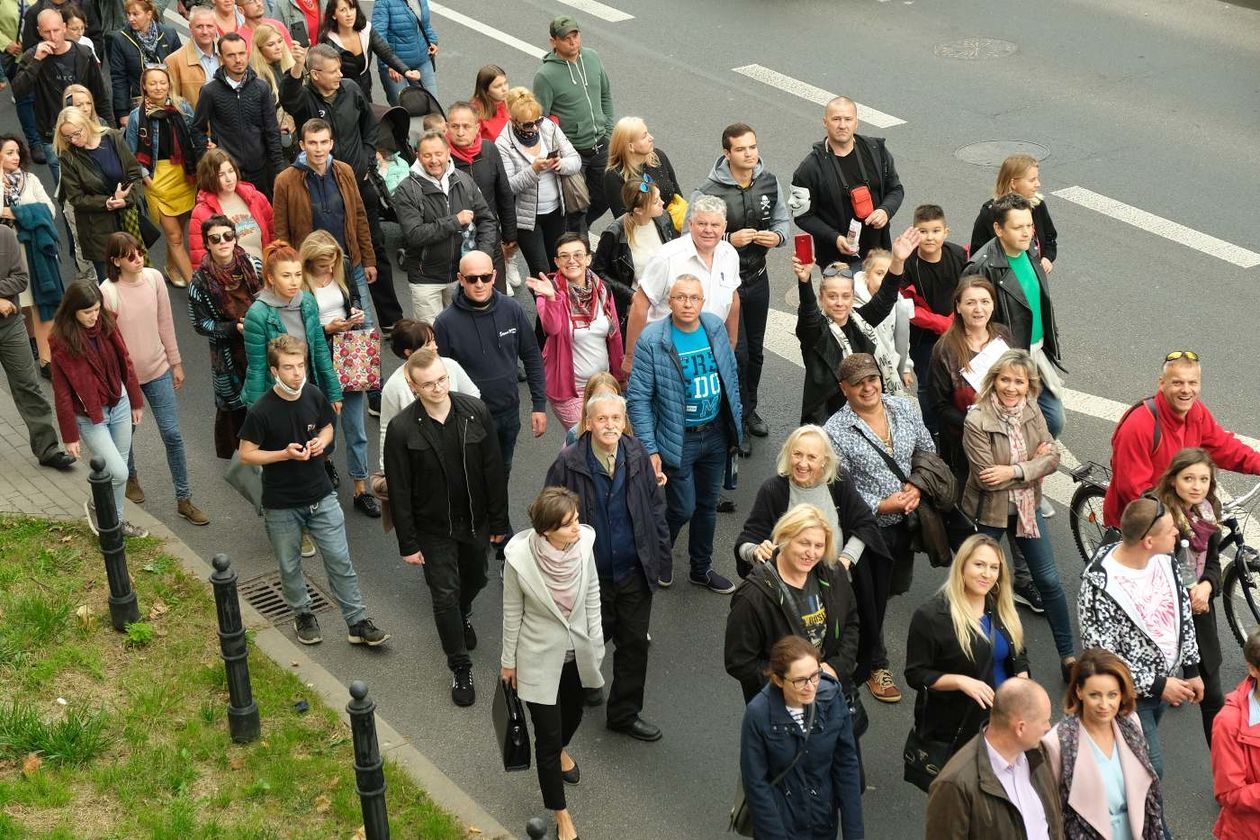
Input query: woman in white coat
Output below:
<box><xmin>501</xmin><ymin>486</ymin><xmax>604</xmax><ymax>840</ymax></box>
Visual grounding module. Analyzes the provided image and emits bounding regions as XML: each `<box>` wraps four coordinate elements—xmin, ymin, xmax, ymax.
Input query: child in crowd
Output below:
<box><xmin>853</xmin><ymin>248</ymin><xmax>914</xmax><ymax>395</ymax></box>
<box><xmin>375</xmin><ymin>138</ymin><xmax>410</xmax><ymax>197</ymax></box>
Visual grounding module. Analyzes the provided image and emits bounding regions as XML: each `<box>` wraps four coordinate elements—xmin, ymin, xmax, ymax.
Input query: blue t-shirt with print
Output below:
<box><xmin>671</xmin><ymin>323</ymin><xmax>721</xmax><ymax>426</ymax></box>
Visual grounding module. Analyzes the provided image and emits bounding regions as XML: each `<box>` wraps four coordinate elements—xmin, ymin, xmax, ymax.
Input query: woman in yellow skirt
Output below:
<box><xmin>123</xmin><ymin>67</ymin><xmax>205</xmax><ymax>288</ymax></box>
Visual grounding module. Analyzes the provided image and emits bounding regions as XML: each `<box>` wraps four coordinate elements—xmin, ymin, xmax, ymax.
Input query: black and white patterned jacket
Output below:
<box><xmin>1079</xmin><ymin>545</ymin><xmax>1201</xmax><ymax>699</ymax></box>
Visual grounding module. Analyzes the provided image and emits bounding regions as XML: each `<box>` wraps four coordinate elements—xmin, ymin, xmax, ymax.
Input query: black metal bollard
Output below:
<box><xmin>210</xmin><ymin>554</ymin><xmax>261</xmax><ymax>743</ymax></box>
<box><xmin>347</xmin><ymin>681</ymin><xmax>389</xmax><ymax>839</ymax></box>
<box><xmin>525</xmin><ymin>818</ymin><xmax>547</xmax><ymax>839</ymax></box>
<box><xmin>88</xmin><ymin>456</ymin><xmax>140</xmax><ymax>630</ymax></box>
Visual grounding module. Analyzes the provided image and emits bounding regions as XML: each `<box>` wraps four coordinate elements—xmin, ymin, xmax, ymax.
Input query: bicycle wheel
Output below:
<box><xmin>1069</xmin><ymin>484</ymin><xmax>1108</xmax><ymax>563</ymax></box>
<box><xmin>1223</xmin><ymin>547</ymin><xmax>1260</xmax><ymax>647</ymax></box>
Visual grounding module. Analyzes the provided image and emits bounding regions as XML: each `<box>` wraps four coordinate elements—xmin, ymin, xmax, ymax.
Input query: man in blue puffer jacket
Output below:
<box><xmin>371</xmin><ymin>0</ymin><xmax>438</xmax><ymax>105</ymax></box>
<box><xmin>626</xmin><ymin>274</ymin><xmax>742</xmax><ymax>594</ymax></box>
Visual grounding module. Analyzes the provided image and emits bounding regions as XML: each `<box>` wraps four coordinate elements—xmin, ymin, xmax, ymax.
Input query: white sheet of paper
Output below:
<box><xmin>961</xmin><ymin>337</ymin><xmax>1012</xmax><ymax>392</ymax></box>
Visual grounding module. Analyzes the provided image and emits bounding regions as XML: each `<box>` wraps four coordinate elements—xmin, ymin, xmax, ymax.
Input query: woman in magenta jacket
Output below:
<box><xmin>524</xmin><ymin>232</ymin><xmax>622</xmax><ymax>427</ymax></box>
<box><xmin>188</xmin><ymin>149</ymin><xmax>274</xmax><ymax>267</ymax></box>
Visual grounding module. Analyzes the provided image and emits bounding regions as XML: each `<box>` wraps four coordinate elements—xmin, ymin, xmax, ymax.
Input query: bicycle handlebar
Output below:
<box><xmin>1224</xmin><ymin>482</ymin><xmax>1260</xmax><ymax>514</ymax></box>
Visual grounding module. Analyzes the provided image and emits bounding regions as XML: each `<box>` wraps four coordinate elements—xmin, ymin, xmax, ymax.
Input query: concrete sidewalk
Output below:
<box><xmin>0</xmin><ymin>376</ymin><xmax>516</xmax><ymax>840</ymax></box>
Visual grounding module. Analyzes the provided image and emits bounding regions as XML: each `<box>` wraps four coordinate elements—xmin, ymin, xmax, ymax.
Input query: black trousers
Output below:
<box><xmin>358</xmin><ymin>176</ymin><xmax>405</xmax><ymax>329</ymax></box>
<box><xmin>600</xmin><ymin>573</ymin><xmax>653</xmax><ymax>727</ymax></box>
<box><xmin>417</xmin><ymin>533</ymin><xmax>488</xmax><ymax>670</ymax></box>
<box><xmin>241</xmin><ymin>165</ymin><xmax>275</xmax><ymax>201</ymax></box>
<box><xmin>853</xmin><ymin>523</ymin><xmax>910</xmax><ymax>680</ymax></box>
<box><xmin>578</xmin><ymin>144</ymin><xmax>610</xmax><ymax>228</ymax></box>
<box><xmin>735</xmin><ymin>271</ymin><xmax>770</xmax><ymax>418</ymax></box>
<box><xmin>526</xmin><ymin>659</ymin><xmax>585</xmax><ymax>811</ymax></box>
<box><xmin>517</xmin><ymin>208</ymin><xmax>571</xmax><ymax>277</ymax></box>
<box><xmin>1197</xmin><ymin>605</ymin><xmax>1225</xmax><ymax>745</ymax></box>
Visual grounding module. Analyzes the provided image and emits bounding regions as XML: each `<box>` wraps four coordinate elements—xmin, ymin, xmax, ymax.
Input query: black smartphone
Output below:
<box><xmin>289</xmin><ymin>20</ymin><xmax>309</xmax><ymax>47</ymax></box>
<box><xmin>546</xmin><ymin>149</ymin><xmax>560</xmax><ymax>160</ymax></box>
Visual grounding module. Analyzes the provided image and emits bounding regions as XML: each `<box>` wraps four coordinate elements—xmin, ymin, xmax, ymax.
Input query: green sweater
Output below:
<box><xmin>241</xmin><ymin>291</ymin><xmax>343</xmax><ymax>406</ymax></box>
<box><xmin>532</xmin><ymin>48</ymin><xmax>614</xmax><ymax>150</ymax></box>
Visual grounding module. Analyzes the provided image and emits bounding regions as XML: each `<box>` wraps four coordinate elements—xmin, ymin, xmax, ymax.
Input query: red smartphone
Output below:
<box><xmin>794</xmin><ymin>233</ymin><xmax>814</xmax><ymax>265</ymax></box>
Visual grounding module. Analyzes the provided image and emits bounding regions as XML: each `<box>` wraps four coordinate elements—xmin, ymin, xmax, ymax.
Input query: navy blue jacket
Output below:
<box><xmin>740</xmin><ymin>676</ymin><xmax>864</xmax><ymax>840</ymax></box>
<box><xmin>433</xmin><ymin>288</ymin><xmax>546</xmax><ymax>415</ymax></box>
<box><xmin>545</xmin><ymin>433</ymin><xmax>671</xmax><ymax>591</ymax></box>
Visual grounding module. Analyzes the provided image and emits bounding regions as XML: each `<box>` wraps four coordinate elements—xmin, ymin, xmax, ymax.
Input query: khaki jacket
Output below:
<box><xmin>165</xmin><ymin>42</ymin><xmax>211</xmax><ymax>108</ymax></box>
<box><xmin>960</xmin><ymin>398</ymin><xmax>1059</xmax><ymax>528</ymax></box>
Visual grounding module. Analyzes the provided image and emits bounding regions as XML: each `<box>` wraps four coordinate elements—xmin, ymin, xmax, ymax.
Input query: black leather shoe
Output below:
<box><xmin>607</xmin><ymin>717</ymin><xmax>662</xmax><ymax>742</ymax></box>
<box><xmin>745</xmin><ymin>411</ymin><xmax>769</xmax><ymax>437</ymax></box>
<box><xmin>39</xmin><ymin>451</ymin><xmax>76</xmax><ymax>471</ymax></box>
<box><xmin>353</xmin><ymin>493</ymin><xmax>381</xmax><ymax>518</ymax></box>
<box><xmin>561</xmin><ymin>760</ymin><xmax>580</xmax><ymax>785</ymax></box>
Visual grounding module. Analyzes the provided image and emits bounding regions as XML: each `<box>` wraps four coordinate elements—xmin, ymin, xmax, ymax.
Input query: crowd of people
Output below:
<box><xmin>3</xmin><ymin>3</ymin><xmax>1260</xmax><ymax>839</ymax></box>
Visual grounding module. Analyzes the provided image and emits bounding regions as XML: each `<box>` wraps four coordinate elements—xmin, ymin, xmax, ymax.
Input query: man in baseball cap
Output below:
<box><xmin>549</xmin><ymin>15</ymin><xmax>580</xmax><ymax>37</ymax></box>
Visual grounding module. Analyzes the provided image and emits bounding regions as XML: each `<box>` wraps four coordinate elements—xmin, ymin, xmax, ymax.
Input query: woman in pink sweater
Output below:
<box><xmin>101</xmin><ymin>232</ymin><xmax>209</xmax><ymax>525</ymax></box>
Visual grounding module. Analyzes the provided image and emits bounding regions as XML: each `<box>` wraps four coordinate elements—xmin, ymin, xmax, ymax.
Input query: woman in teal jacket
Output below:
<box><xmin>241</xmin><ymin>240</ymin><xmax>342</xmax><ymax>407</ymax></box>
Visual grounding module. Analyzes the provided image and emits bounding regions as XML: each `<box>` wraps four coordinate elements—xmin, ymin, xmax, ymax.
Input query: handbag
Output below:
<box><xmin>559</xmin><ymin>171</ymin><xmax>590</xmax><ymax>214</ymax></box>
<box><xmin>224</xmin><ymin>451</ymin><xmax>263</xmax><ymax>515</ymax></box>
<box><xmin>492</xmin><ymin>679</ymin><xmax>531</xmax><ymax>772</ymax></box>
<box><xmin>667</xmin><ymin>194</ymin><xmax>688</xmax><ymax>232</ymax></box>
<box><xmin>730</xmin><ymin>701</ymin><xmax>816</xmax><ymax>835</ymax></box>
<box><xmin>902</xmin><ymin>618</ymin><xmax>995</xmax><ymax>792</ymax></box>
<box><xmin>330</xmin><ymin>328</ymin><xmax>382</xmax><ymax>393</ymax></box>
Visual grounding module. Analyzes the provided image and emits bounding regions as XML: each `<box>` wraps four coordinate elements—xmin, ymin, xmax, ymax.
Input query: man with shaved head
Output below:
<box><xmin>792</xmin><ymin>95</ymin><xmax>904</xmax><ymax>267</ymax></box>
<box><xmin>925</xmin><ymin>678</ymin><xmax>1063</xmax><ymax>838</ymax></box>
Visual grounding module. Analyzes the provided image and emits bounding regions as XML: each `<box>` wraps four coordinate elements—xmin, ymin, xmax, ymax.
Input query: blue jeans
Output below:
<box><xmin>336</xmin><ymin>389</ymin><xmax>369</xmax><ymax>481</ymax></box>
<box><xmin>979</xmin><ymin>511</ymin><xmax>1075</xmax><ymax>658</ymax></box>
<box><xmin>663</xmin><ymin>423</ymin><xmax>728</xmax><ymax>577</ymax></box>
<box><xmin>263</xmin><ymin>492</ymin><xmax>367</xmax><ymax>627</ymax></box>
<box><xmin>1038</xmin><ymin>387</ymin><xmax>1064</xmax><ymax>438</ymax></box>
<box><xmin>1136</xmin><ymin>696</ymin><xmax>1174</xmax><ymax>838</ymax></box>
<box><xmin>127</xmin><ymin>370</ymin><xmax>190</xmax><ymax>500</ymax></box>
<box><xmin>909</xmin><ymin>338</ymin><xmax>938</xmax><ymax>435</ymax></box>
<box><xmin>349</xmin><ymin>263</ymin><xmax>377</xmax><ymax>329</ymax></box>
<box><xmin>42</xmin><ymin>141</ymin><xmax>60</xmax><ymax>196</ymax></box>
<box><xmin>377</xmin><ymin>60</ymin><xmax>436</xmax><ymax>106</ymax></box>
<box><xmin>77</xmin><ymin>395</ymin><xmax>133</xmax><ymax>521</ymax></box>
<box><xmin>3</xmin><ymin>58</ymin><xmax>41</xmax><ymax>148</ymax></box>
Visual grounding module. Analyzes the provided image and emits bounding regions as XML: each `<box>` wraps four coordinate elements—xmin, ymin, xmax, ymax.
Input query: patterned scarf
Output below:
<box><xmin>201</xmin><ymin>247</ymin><xmax>263</xmax><ymax>318</ymax></box>
<box><xmin>990</xmin><ymin>394</ymin><xmax>1039</xmax><ymax>538</ymax></box>
<box><xmin>132</xmin><ymin>24</ymin><xmax>163</xmax><ymax>63</ymax></box>
<box><xmin>1181</xmin><ymin>501</ymin><xmax>1219</xmax><ymax>579</ymax></box>
<box><xmin>528</xmin><ymin>531</ymin><xmax>583</xmax><ymax>618</ymax></box>
<box><xmin>133</xmin><ymin>105</ymin><xmax>195</xmax><ymax>176</ymax></box>
<box><xmin>564</xmin><ymin>270</ymin><xmax>603</xmax><ymax>330</ymax></box>
<box><xmin>3</xmin><ymin>171</ymin><xmax>22</xmax><ymax>206</ymax></box>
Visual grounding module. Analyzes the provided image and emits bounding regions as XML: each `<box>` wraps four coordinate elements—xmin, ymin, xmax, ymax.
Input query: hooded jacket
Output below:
<box><xmin>433</xmin><ymin>288</ymin><xmax>546</xmax><ymax>415</ymax></box>
<box><xmin>109</xmin><ymin>22</ymin><xmax>182</xmax><ymax>121</ymax></box>
<box><xmin>383</xmin><ymin>392</ymin><xmax>508</xmax><ymax>554</ymax></box>
<box><xmin>392</xmin><ymin>159</ymin><xmax>497</xmax><ymax>284</ymax></box>
<box><xmin>272</xmin><ymin>155</ymin><xmax>375</xmax><ymax>268</ymax></box>
<box><xmin>240</xmin><ymin>288</ymin><xmax>342</xmax><ymax>406</ymax></box>
<box><xmin>532</xmin><ymin>47</ymin><xmax>614</xmax><ymax>149</ymax></box>
<box><xmin>1212</xmin><ymin>677</ymin><xmax>1260</xmax><ymax>840</ymax></box>
<box><xmin>690</xmin><ymin>156</ymin><xmax>789</xmax><ymax>282</ymax></box>
<box><xmin>192</xmin><ymin>66</ymin><xmax>284</xmax><ymax>181</ymax></box>
<box><xmin>12</xmin><ymin>42</ymin><xmax>114</xmax><ymax>137</ymax></box>
<box><xmin>964</xmin><ymin>236</ymin><xmax>1064</xmax><ymax>370</ymax></box>
<box><xmin>279</xmin><ymin>74</ymin><xmax>376</xmax><ymax>178</ymax></box>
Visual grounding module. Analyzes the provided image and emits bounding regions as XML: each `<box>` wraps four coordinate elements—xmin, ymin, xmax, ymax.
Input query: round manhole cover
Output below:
<box><xmin>955</xmin><ymin>141</ymin><xmax>1050</xmax><ymax>167</ymax></box>
<box><xmin>934</xmin><ymin>37</ymin><xmax>1018</xmax><ymax>60</ymax></box>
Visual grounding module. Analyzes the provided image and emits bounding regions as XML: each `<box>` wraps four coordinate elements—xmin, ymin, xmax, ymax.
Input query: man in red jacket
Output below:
<box><xmin>1103</xmin><ymin>352</ymin><xmax>1260</xmax><ymax>526</ymax></box>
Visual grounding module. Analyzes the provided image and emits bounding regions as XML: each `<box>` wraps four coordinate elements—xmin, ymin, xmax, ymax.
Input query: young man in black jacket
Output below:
<box><xmin>446</xmin><ymin>101</ymin><xmax>518</xmax><ymax>294</ymax></box>
<box><xmin>792</xmin><ymin>96</ymin><xmax>904</xmax><ymax>268</ymax></box>
<box><xmin>383</xmin><ymin>348</ymin><xmax>508</xmax><ymax>707</ymax></box>
<box><xmin>191</xmin><ymin>34</ymin><xmax>284</xmax><ymax>199</ymax></box>
<box><xmin>545</xmin><ymin>392</ymin><xmax>670</xmax><ymax>742</ymax></box>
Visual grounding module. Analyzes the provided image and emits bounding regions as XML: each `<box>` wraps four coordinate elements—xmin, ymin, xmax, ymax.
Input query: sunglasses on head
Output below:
<box><xmin>821</xmin><ymin>262</ymin><xmax>851</xmax><ymax>279</ymax></box>
<box><xmin>1138</xmin><ymin>494</ymin><xmax>1166</xmax><ymax>541</ymax></box>
<box><xmin>637</xmin><ymin>173</ymin><xmax>655</xmax><ymax>193</ymax></box>
<box><xmin>1164</xmin><ymin>350</ymin><xmax>1199</xmax><ymax>363</ymax></box>
<box><xmin>462</xmin><ymin>273</ymin><xmax>495</xmax><ymax>285</ymax></box>
<box><xmin>206</xmin><ymin>230</ymin><xmax>237</xmax><ymax>245</ymax></box>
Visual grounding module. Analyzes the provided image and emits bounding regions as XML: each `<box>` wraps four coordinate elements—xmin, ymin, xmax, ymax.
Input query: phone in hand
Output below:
<box><xmin>546</xmin><ymin>149</ymin><xmax>561</xmax><ymax>159</ymax></box>
<box><xmin>289</xmin><ymin>20</ymin><xmax>310</xmax><ymax>47</ymax></box>
<box><xmin>794</xmin><ymin>233</ymin><xmax>814</xmax><ymax>265</ymax></box>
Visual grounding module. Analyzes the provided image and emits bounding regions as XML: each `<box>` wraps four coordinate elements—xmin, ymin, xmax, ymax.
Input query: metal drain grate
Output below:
<box><xmin>239</xmin><ymin>570</ymin><xmax>337</xmax><ymax>624</ymax></box>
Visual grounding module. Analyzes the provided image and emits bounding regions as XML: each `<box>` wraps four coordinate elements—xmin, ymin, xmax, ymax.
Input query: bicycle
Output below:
<box><xmin>1065</xmin><ymin>462</ymin><xmax>1260</xmax><ymax>646</ymax></box>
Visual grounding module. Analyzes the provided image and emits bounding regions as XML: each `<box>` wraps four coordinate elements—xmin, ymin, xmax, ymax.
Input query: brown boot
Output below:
<box><xmin>177</xmin><ymin>499</ymin><xmax>209</xmax><ymax>526</ymax></box>
<box><xmin>865</xmin><ymin>669</ymin><xmax>903</xmax><ymax>703</ymax></box>
<box><xmin>125</xmin><ymin>475</ymin><xmax>145</xmax><ymax>504</ymax></box>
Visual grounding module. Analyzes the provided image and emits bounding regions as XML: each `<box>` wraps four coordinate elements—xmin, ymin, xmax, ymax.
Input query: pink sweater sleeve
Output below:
<box><xmin>151</xmin><ymin>269</ymin><xmax>182</xmax><ymax>368</ymax></box>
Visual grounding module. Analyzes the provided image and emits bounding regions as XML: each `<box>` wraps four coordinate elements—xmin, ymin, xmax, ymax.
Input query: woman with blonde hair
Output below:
<box><xmin>960</xmin><ymin>348</ymin><xmax>1076</xmax><ymax>677</ymax></box>
<box><xmin>109</xmin><ymin>0</ymin><xmax>182</xmax><ymax>126</ymax></box>
<box><xmin>123</xmin><ymin>66</ymin><xmax>203</xmax><ymax>288</ymax></box>
<box><xmin>299</xmin><ymin>230</ymin><xmax>378</xmax><ymax>516</ymax></box>
<box><xmin>495</xmin><ymin>86</ymin><xmax>582</xmax><ymax>277</ymax></box>
<box><xmin>969</xmin><ymin>153</ymin><xmax>1059</xmax><ymax>273</ymax></box>
<box><xmin>56</xmin><ymin>86</ymin><xmax>109</xmax><ymax>282</ymax></box>
<box><xmin>904</xmin><ymin>533</ymin><xmax>1029</xmax><ymax>781</ymax></box>
<box><xmin>55</xmin><ymin>107</ymin><xmax>145</xmax><ymax>284</ymax></box>
<box><xmin>601</xmin><ymin>116</ymin><xmax>682</xmax><ymax>219</ymax></box>
<box><xmin>248</xmin><ymin>23</ymin><xmax>298</xmax><ymax>155</ymax></box>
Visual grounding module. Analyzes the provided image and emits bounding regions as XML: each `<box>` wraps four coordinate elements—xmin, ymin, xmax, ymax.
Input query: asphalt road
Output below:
<box><xmin>6</xmin><ymin>0</ymin><xmax>1259</xmax><ymax>835</ymax></box>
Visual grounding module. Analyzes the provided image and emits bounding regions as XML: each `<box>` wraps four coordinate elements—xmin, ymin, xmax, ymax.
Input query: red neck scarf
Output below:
<box><xmin>447</xmin><ymin>133</ymin><xmax>483</xmax><ymax>165</ymax></box>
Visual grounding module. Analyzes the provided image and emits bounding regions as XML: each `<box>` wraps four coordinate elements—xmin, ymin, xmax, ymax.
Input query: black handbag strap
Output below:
<box><xmin>824</xmin><ymin>139</ymin><xmax>872</xmax><ymax>192</ymax></box>
<box><xmin>921</xmin><ymin>609</ymin><xmax>999</xmax><ymax>751</ymax></box>
<box><xmin>860</xmin><ymin>429</ymin><xmax>909</xmax><ymax>485</ymax></box>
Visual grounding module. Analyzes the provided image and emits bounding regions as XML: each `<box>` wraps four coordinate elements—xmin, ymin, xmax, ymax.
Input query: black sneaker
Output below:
<box><xmin>689</xmin><ymin>569</ymin><xmax>737</xmax><ymax>594</ymax></box>
<box><xmin>657</xmin><ymin>565</ymin><xmax>673</xmax><ymax>588</ymax></box>
<box><xmin>1013</xmin><ymin>581</ymin><xmax>1046</xmax><ymax>614</ymax></box>
<box><xmin>348</xmin><ymin>618</ymin><xmax>389</xmax><ymax>646</ymax></box>
<box><xmin>463</xmin><ymin>617</ymin><xmax>477</xmax><ymax>651</ymax></box>
<box><xmin>451</xmin><ymin>666</ymin><xmax>475</xmax><ymax>706</ymax></box>
<box><xmin>353</xmin><ymin>493</ymin><xmax>382</xmax><ymax>518</ymax></box>
<box><xmin>745</xmin><ymin>411</ymin><xmax>769</xmax><ymax>437</ymax></box>
<box><xmin>294</xmin><ymin>612</ymin><xmax>323</xmax><ymax>645</ymax></box>
<box><xmin>367</xmin><ymin>391</ymin><xmax>382</xmax><ymax>417</ymax></box>
<box><xmin>717</xmin><ymin>495</ymin><xmax>736</xmax><ymax>513</ymax></box>
<box><xmin>324</xmin><ymin>461</ymin><xmax>340</xmax><ymax>489</ymax></box>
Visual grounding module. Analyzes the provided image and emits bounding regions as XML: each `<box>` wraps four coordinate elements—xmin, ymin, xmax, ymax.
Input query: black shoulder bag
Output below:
<box><xmin>729</xmin><ymin>699</ymin><xmax>817</xmax><ymax>836</ymax></box>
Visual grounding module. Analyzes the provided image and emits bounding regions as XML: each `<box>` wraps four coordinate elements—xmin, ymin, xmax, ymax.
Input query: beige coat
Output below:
<box><xmin>1042</xmin><ymin>715</ymin><xmax>1155</xmax><ymax>840</ymax></box>
<box><xmin>960</xmin><ymin>398</ymin><xmax>1059</xmax><ymax>528</ymax></box>
<box><xmin>501</xmin><ymin>526</ymin><xmax>605</xmax><ymax>705</ymax></box>
<box><xmin>165</xmin><ymin>42</ymin><xmax>212</xmax><ymax>108</ymax></box>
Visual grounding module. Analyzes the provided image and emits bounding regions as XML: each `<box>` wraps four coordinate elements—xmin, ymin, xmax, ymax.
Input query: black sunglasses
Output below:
<box><xmin>206</xmin><ymin>230</ymin><xmax>237</xmax><ymax>244</ymax></box>
<box><xmin>462</xmin><ymin>273</ymin><xmax>495</xmax><ymax>285</ymax></box>
<box><xmin>1138</xmin><ymin>495</ymin><xmax>1166</xmax><ymax>541</ymax></box>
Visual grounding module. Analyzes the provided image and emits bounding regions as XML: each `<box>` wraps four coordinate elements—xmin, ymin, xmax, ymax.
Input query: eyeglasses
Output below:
<box><xmin>462</xmin><ymin>273</ymin><xmax>495</xmax><ymax>285</ymax></box>
<box><xmin>1164</xmin><ymin>350</ymin><xmax>1200</xmax><ymax>363</ymax></box>
<box><xmin>62</xmin><ymin>128</ymin><xmax>85</xmax><ymax>142</ymax></box>
<box><xmin>787</xmin><ymin>670</ymin><xmax>823</xmax><ymax>690</ymax></box>
<box><xmin>416</xmin><ymin>374</ymin><xmax>449</xmax><ymax>392</ymax></box>
<box><xmin>669</xmin><ymin>294</ymin><xmax>702</xmax><ymax>304</ymax></box>
<box><xmin>206</xmin><ymin>230</ymin><xmax>237</xmax><ymax>244</ymax></box>
<box><xmin>1138</xmin><ymin>495</ymin><xmax>1166</xmax><ymax>541</ymax></box>
<box><xmin>555</xmin><ymin>251</ymin><xmax>587</xmax><ymax>263</ymax></box>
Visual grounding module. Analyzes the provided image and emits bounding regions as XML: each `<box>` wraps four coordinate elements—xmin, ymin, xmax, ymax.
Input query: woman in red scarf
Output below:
<box><xmin>123</xmin><ymin>67</ymin><xmax>205</xmax><ymax>288</ymax></box>
<box><xmin>525</xmin><ymin>232</ymin><xmax>623</xmax><ymax>427</ymax></box>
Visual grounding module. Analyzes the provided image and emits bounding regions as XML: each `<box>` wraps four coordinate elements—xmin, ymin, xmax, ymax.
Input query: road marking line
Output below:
<box><xmin>164</xmin><ymin>8</ymin><xmax>189</xmax><ymax>33</ymax></box>
<box><xmin>429</xmin><ymin>2</ymin><xmax>547</xmax><ymax>59</ymax></box>
<box><xmin>556</xmin><ymin>0</ymin><xmax>635</xmax><ymax>22</ymax></box>
<box><xmin>731</xmin><ymin>64</ymin><xmax>907</xmax><ymax>129</ymax></box>
<box><xmin>1053</xmin><ymin>186</ymin><xmax>1260</xmax><ymax>269</ymax></box>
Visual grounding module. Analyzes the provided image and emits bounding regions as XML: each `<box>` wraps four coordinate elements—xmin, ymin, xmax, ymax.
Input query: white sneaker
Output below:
<box><xmin>1039</xmin><ymin>497</ymin><xmax>1055</xmax><ymax>519</ymax></box>
<box><xmin>505</xmin><ymin>258</ymin><xmax>523</xmax><ymax>288</ymax></box>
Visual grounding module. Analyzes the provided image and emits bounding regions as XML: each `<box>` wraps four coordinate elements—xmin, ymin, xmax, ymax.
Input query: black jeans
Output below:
<box><xmin>416</xmin><ymin>533</ymin><xmax>488</xmax><ymax>670</ymax></box>
<box><xmin>578</xmin><ymin>144</ymin><xmax>610</xmax><ymax>228</ymax></box>
<box><xmin>526</xmin><ymin>659</ymin><xmax>585</xmax><ymax>810</ymax></box>
<box><xmin>735</xmin><ymin>271</ymin><xmax>770</xmax><ymax>418</ymax></box>
<box><xmin>359</xmin><ymin>175</ymin><xmax>405</xmax><ymax>329</ymax></box>
<box><xmin>241</xmin><ymin>165</ymin><xmax>274</xmax><ymax>201</ymax></box>
<box><xmin>1197</xmin><ymin>605</ymin><xmax>1225</xmax><ymax>745</ymax></box>
<box><xmin>854</xmin><ymin>523</ymin><xmax>910</xmax><ymax>679</ymax></box>
<box><xmin>600</xmin><ymin>573</ymin><xmax>653</xmax><ymax>727</ymax></box>
<box><xmin>517</xmin><ymin>208</ymin><xmax>572</xmax><ymax>277</ymax></box>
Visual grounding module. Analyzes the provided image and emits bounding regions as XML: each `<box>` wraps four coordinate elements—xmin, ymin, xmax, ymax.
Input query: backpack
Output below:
<box><xmin>1116</xmin><ymin>396</ymin><xmax>1162</xmax><ymax>455</ymax></box>
<box><xmin>100</xmin><ymin>269</ymin><xmax>160</xmax><ymax>316</ymax></box>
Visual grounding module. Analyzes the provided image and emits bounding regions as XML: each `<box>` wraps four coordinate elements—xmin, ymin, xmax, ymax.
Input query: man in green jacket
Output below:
<box><xmin>532</xmin><ymin>15</ymin><xmax>614</xmax><ymax>227</ymax></box>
